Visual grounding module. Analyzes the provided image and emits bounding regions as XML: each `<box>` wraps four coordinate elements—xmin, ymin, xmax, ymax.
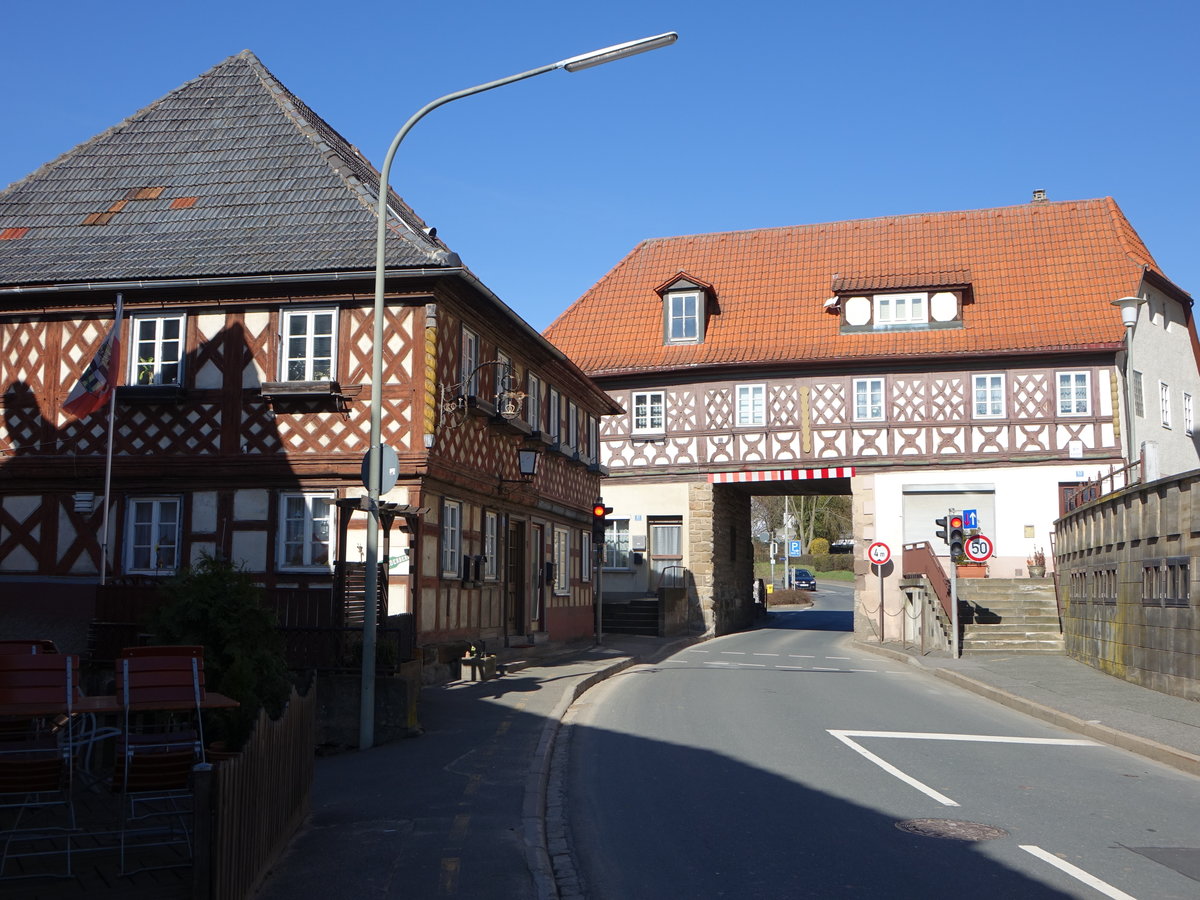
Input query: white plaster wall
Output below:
<box><xmin>601</xmin><ymin>480</ymin><xmax>691</xmax><ymax>595</ymax></box>
<box><xmin>192</xmin><ymin>492</ymin><xmax>217</xmax><ymax>533</ymax></box>
<box><xmin>234</xmin><ymin>490</ymin><xmax>270</xmax><ymax>521</ymax></box>
<box><xmin>231</xmin><ymin>531</ymin><xmax>268</xmax><ymax>571</ymax></box>
<box><xmin>1127</xmin><ymin>284</ymin><xmax>1200</xmax><ymax>478</ymax></box>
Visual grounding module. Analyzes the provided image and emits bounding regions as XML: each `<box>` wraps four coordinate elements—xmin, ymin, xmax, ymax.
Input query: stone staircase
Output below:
<box><xmin>602</xmin><ymin>598</ymin><xmax>659</xmax><ymax>636</ymax></box>
<box><xmin>958</xmin><ymin>578</ymin><xmax>1063</xmax><ymax>654</ymax></box>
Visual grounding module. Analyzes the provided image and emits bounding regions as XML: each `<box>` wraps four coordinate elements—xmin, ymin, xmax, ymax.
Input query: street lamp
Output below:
<box><xmin>1111</xmin><ymin>295</ymin><xmax>1143</xmax><ymax>469</ymax></box>
<box><xmin>359</xmin><ymin>32</ymin><xmax>678</xmax><ymax>749</ymax></box>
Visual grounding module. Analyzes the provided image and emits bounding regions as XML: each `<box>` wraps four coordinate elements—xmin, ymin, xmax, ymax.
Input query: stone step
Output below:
<box><xmin>960</xmin><ymin>638</ymin><xmax>1065</xmax><ymax>652</ymax></box>
<box><xmin>963</xmin><ymin>627</ymin><xmax>1064</xmax><ymax>639</ymax></box>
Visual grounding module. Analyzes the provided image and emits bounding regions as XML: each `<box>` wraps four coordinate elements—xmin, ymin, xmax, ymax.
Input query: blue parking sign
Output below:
<box><xmin>962</xmin><ymin>508</ymin><xmax>979</xmax><ymax>529</ymax></box>
<box><xmin>788</xmin><ymin>540</ymin><xmax>802</xmax><ymax>557</ymax></box>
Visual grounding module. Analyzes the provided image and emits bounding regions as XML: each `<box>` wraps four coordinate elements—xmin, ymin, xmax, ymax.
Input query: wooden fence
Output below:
<box><xmin>199</xmin><ymin>681</ymin><xmax>317</xmax><ymax>900</ymax></box>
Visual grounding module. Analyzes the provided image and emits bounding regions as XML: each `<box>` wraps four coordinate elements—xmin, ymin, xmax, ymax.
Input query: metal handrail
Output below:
<box><xmin>1065</xmin><ymin>449</ymin><xmax>1143</xmax><ymax>512</ymax></box>
<box><xmin>657</xmin><ymin>565</ymin><xmax>686</xmax><ymax>591</ymax></box>
<box><xmin>902</xmin><ymin>542</ymin><xmax>953</xmax><ymax>622</ymax></box>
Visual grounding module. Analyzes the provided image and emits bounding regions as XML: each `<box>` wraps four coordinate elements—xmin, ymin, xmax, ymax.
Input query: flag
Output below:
<box><xmin>63</xmin><ymin>301</ymin><xmax>123</xmax><ymax>418</ymax></box>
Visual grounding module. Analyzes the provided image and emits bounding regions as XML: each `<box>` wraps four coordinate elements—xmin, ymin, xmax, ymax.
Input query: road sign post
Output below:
<box><xmin>866</xmin><ymin>542</ymin><xmax>891</xmax><ymax>642</ymax></box>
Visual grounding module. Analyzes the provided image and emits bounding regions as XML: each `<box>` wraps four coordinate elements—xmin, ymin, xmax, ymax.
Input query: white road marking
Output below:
<box><xmin>788</xmin><ymin>654</ymin><xmax>814</xmax><ymax>658</ymax></box>
<box><xmin>720</xmin><ymin>651</ymin><xmax>746</xmax><ymax>655</ymax></box>
<box><xmin>703</xmin><ymin>661</ymin><xmax>732</xmax><ymax>667</ymax></box>
<box><xmin>686</xmin><ymin>648</ymin><xmax>709</xmax><ymax>653</ymax></box>
<box><xmin>849</xmin><ymin>668</ymin><xmax>877</xmax><ymax>673</ymax></box>
<box><xmin>1019</xmin><ymin>845</ymin><xmax>1139</xmax><ymax>900</ymax></box>
<box><xmin>753</xmin><ymin>653</ymin><xmax>780</xmax><ymax>657</ymax></box>
<box><xmin>738</xmin><ymin>663</ymin><xmax>767</xmax><ymax>668</ymax></box>
<box><xmin>777</xmin><ymin>665</ymin><xmax>806</xmax><ymax>670</ymax></box>
<box><xmin>812</xmin><ymin>666</ymin><xmax>842</xmax><ymax>671</ymax></box>
<box><xmin>827</xmin><ymin>730</ymin><xmax>1103</xmax><ymax>807</ymax></box>
<box><xmin>827</xmin><ymin>656</ymin><xmax>851</xmax><ymax>660</ymax></box>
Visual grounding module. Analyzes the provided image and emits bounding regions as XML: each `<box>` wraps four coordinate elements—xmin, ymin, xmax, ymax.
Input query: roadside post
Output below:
<box><xmin>867</xmin><ymin>541</ymin><xmax>891</xmax><ymax>642</ymax></box>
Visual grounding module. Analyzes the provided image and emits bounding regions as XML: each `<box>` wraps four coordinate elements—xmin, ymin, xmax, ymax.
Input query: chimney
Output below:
<box><xmin>1031</xmin><ymin>189</ymin><xmax>1047</xmax><ymax>203</ymax></box>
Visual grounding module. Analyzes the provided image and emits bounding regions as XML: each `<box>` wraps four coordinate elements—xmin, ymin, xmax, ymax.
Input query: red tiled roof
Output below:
<box><xmin>544</xmin><ymin>198</ymin><xmax>1184</xmax><ymax>377</ymax></box>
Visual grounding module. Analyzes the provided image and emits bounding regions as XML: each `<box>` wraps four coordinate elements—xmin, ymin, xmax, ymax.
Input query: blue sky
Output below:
<box><xmin>3</xmin><ymin>1</ymin><xmax>1196</xmax><ymax>331</ymax></box>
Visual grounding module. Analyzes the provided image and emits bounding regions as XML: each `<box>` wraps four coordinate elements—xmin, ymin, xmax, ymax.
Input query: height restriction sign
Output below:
<box><xmin>866</xmin><ymin>541</ymin><xmax>891</xmax><ymax>566</ymax></box>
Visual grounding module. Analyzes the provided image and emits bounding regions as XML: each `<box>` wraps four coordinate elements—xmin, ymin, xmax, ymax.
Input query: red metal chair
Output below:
<box><xmin>0</xmin><ymin>640</ymin><xmax>59</xmax><ymax>655</ymax></box>
<box><xmin>111</xmin><ymin>645</ymin><xmax>206</xmax><ymax>873</ymax></box>
<box><xmin>0</xmin><ymin>653</ymin><xmax>79</xmax><ymax>879</ymax></box>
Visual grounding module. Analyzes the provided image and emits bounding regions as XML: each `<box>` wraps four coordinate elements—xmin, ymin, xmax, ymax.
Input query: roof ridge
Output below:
<box><xmin>637</xmin><ymin>197</ymin><xmax>1115</xmax><ymax>248</ymax></box>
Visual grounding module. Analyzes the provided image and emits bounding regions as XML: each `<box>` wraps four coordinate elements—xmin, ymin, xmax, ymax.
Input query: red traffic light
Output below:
<box><xmin>593</xmin><ymin>502</ymin><xmax>608</xmax><ymax>518</ymax></box>
<box><xmin>949</xmin><ymin>515</ymin><xmax>963</xmax><ymax>529</ymax></box>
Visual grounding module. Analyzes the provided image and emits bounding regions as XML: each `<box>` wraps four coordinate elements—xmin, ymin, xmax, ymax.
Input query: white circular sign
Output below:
<box><xmin>964</xmin><ymin>534</ymin><xmax>994</xmax><ymax>562</ymax></box>
<box><xmin>867</xmin><ymin>541</ymin><xmax>891</xmax><ymax>566</ymax></box>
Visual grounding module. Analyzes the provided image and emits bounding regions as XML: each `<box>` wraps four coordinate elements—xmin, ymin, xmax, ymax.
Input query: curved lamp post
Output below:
<box><xmin>360</xmin><ymin>32</ymin><xmax>678</xmax><ymax>749</ymax></box>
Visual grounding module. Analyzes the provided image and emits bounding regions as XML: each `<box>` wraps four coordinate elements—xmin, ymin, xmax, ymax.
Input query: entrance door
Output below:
<box><xmin>648</xmin><ymin>518</ymin><xmax>683</xmax><ymax>590</ymax></box>
<box><xmin>529</xmin><ymin>523</ymin><xmax>545</xmax><ymax>632</ymax></box>
<box><xmin>506</xmin><ymin>521</ymin><xmax>526</xmax><ymax>639</ymax></box>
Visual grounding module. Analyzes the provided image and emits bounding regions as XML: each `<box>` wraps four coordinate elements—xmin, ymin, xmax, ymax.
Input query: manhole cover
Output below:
<box><xmin>896</xmin><ymin>819</ymin><xmax>1009</xmax><ymax>842</ymax></box>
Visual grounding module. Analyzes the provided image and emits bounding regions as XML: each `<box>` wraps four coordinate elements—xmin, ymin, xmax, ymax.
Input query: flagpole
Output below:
<box><xmin>98</xmin><ymin>294</ymin><xmax>123</xmax><ymax>585</ymax></box>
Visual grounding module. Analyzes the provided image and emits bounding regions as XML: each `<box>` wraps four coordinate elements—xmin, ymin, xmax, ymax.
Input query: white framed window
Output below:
<box><xmin>1057</xmin><ymin>371</ymin><xmax>1091</xmax><ymax>416</ymax></box>
<box><xmin>282</xmin><ymin>309</ymin><xmax>336</xmax><ymax>382</ymax></box>
<box><xmin>874</xmin><ymin>292</ymin><xmax>928</xmax><ymax>326</ymax></box>
<box><xmin>1132</xmin><ymin>370</ymin><xmax>1144</xmax><ymax>417</ymax></box>
<box><xmin>441</xmin><ymin>500</ymin><xmax>462</xmax><ymax>578</ymax></box>
<box><xmin>972</xmin><ymin>374</ymin><xmax>1005</xmax><ymax>418</ymax></box>
<box><xmin>665</xmin><ymin>290</ymin><xmax>702</xmax><ymax>344</ymax></box>
<box><xmin>461</xmin><ymin>327</ymin><xmax>479</xmax><ymax>394</ymax></box>
<box><xmin>526</xmin><ymin>373</ymin><xmax>542</xmax><ymax>431</ymax></box>
<box><xmin>586</xmin><ymin>415</ymin><xmax>599</xmax><ymax>461</ymax></box>
<box><xmin>632</xmin><ymin>391</ymin><xmax>665</xmax><ymax>433</ymax></box>
<box><xmin>1160</xmin><ymin>381</ymin><xmax>1172</xmax><ymax>429</ymax></box>
<box><xmin>1184</xmin><ymin>392</ymin><xmax>1193</xmax><ymax>436</ymax></box>
<box><xmin>853</xmin><ymin>378</ymin><xmax>885</xmax><ymax>421</ymax></box>
<box><xmin>581</xmin><ymin>532</ymin><xmax>592</xmax><ymax>582</ymax></box>
<box><xmin>567</xmin><ymin>401</ymin><xmax>579</xmax><ymax>450</ymax></box>
<box><xmin>603</xmin><ymin>519</ymin><xmax>630</xmax><ymax>568</ymax></box>
<box><xmin>126</xmin><ymin>497</ymin><xmax>181</xmax><ymax>574</ymax></box>
<box><xmin>130</xmin><ymin>314</ymin><xmax>185</xmax><ymax>386</ymax></box>
<box><xmin>735</xmin><ymin>384</ymin><xmax>766</xmax><ymax>427</ymax></box>
<box><xmin>552</xmin><ymin>527</ymin><xmax>570</xmax><ymax>594</ymax></box>
<box><xmin>279</xmin><ymin>493</ymin><xmax>334</xmax><ymax>570</ymax></box>
<box><xmin>495</xmin><ymin>350</ymin><xmax>512</xmax><ymax>406</ymax></box>
<box><xmin>548</xmin><ymin>387</ymin><xmax>561</xmax><ymax>442</ymax></box>
<box><xmin>483</xmin><ymin>510</ymin><xmax>498</xmax><ymax>580</ymax></box>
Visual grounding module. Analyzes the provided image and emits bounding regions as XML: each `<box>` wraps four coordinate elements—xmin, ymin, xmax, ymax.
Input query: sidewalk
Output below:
<box><xmin>855</xmin><ymin>639</ymin><xmax>1200</xmax><ymax>778</ymax></box>
<box><xmin>255</xmin><ymin>633</ymin><xmax>694</xmax><ymax>900</ymax></box>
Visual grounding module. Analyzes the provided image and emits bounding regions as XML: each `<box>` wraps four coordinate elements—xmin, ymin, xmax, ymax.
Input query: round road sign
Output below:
<box><xmin>867</xmin><ymin>541</ymin><xmax>891</xmax><ymax>566</ymax></box>
<box><xmin>964</xmin><ymin>534</ymin><xmax>994</xmax><ymax>562</ymax></box>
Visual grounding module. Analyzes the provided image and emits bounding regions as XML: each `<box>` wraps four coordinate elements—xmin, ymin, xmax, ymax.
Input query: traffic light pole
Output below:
<box><xmin>950</xmin><ymin>550</ymin><xmax>960</xmax><ymax>658</ymax></box>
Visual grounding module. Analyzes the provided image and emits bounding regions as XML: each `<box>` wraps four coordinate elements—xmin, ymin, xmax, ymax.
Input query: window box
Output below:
<box><xmin>261</xmin><ymin>380</ymin><xmax>341</xmax><ymax>398</ymax></box>
<box><xmin>116</xmin><ymin>384</ymin><xmax>187</xmax><ymax>403</ymax></box>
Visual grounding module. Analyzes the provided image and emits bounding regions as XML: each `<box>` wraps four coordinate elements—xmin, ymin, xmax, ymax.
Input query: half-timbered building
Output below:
<box><xmin>0</xmin><ymin>51</ymin><xmax>617</xmax><ymax>658</ymax></box>
<box><xmin>544</xmin><ymin>196</ymin><xmax>1200</xmax><ymax>637</ymax></box>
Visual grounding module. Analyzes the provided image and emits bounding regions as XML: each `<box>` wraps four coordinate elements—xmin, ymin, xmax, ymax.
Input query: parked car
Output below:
<box><xmin>793</xmin><ymin>568</ymin><xmax>817</xmax><ymax>590</ymax></box>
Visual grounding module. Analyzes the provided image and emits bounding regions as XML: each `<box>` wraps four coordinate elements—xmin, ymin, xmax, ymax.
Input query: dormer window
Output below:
<box><xmin>874</xmin><ymin>293</ymin><xmax>927</xmax><ymax>326</ymax></box>
<box><xmin>666</xmin><ymin>290</ymin><xmax>701</xmax><ymax>343</ymax></box>
<box><xmin>656</xmin><ymin>272</ymin><xmax>716</xmax><ymax>346</ymax></box>
<box><xmin>834</xmin><ymin>272</ymin><xmax>968</xmax><ymax>334</ymax></box>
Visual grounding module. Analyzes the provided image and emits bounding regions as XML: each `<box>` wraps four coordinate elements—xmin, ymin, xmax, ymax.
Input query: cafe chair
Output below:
<box><xmin>112</xmin><ymin>645</ymin><xmax>206</xmax><ymax>874</ymax></box>
<box><xmin>0</xmin><ymin>652</ymin><xmax>79</xmax><ymax>879</ymax></box>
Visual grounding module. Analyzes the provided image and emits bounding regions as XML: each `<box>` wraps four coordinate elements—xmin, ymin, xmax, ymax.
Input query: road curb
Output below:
<box><xmin>852</xmin><ymin>639</ymin><xmax>1200</xmax><ymax>779</ymax></box>
<box><xmin>523</xmin><ymin>635</ymin><xmax>706</xmax><ymax>899</ymax></box>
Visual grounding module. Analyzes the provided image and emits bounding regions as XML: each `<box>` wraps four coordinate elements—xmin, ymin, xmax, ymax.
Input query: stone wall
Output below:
<box><xmin>687</xmin><ymin>482</ymin><xmax>755</xmax><ymax>635</ymax></box>
<box><xmin>1055</xmin><ymin>469</ymin><xmax>1200</xmax><ymax>700</ymax></box>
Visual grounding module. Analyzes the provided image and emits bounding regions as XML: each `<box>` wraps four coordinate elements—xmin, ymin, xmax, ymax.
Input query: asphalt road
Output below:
<box><xmin>564</xmin><ymin>589</ymin><xmax>1200</xmax><ymax>899</ymax></box>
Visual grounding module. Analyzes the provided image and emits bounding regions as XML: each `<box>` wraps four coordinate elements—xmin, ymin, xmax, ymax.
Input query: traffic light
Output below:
<box><xmin>591</xmin><ymin>499</ymin><xmax>612</xmax><ymax>543</ymax></box>
<box><xmin>935</xmin><ymin>511</ymin><xmax>966</xmax><ymax>557</ymax></box>
<box><xmin>947</xmin><ymin>512</ymin><xmax>965</xmax><ymax>559</ymax></box>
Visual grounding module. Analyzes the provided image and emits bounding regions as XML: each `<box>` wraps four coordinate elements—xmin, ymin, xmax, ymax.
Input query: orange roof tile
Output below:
<box><xmin>545</xmin><ymin>198</ymin><xmax>1186</xmax><ymax>377</ymax></box>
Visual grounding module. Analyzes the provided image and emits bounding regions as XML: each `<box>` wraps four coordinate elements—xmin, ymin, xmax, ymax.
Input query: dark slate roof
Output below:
<box><xmin>0</xmin><ymin>51</ymin><xmax>452</xmax><ymax>286</ymax></box>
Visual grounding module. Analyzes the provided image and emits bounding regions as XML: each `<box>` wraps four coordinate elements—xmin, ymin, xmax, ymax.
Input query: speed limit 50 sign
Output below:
<box><xmin>964</xmin><ymin>534</ymin><xmax>994</xmax><ymax>562</ymax></box>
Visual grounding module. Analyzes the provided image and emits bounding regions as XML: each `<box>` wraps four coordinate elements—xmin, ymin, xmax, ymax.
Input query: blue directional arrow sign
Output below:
<box><xmin>961</xmin><ymin>508</ymin><xmax>979</xmax><ymax>529</ymax></box>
